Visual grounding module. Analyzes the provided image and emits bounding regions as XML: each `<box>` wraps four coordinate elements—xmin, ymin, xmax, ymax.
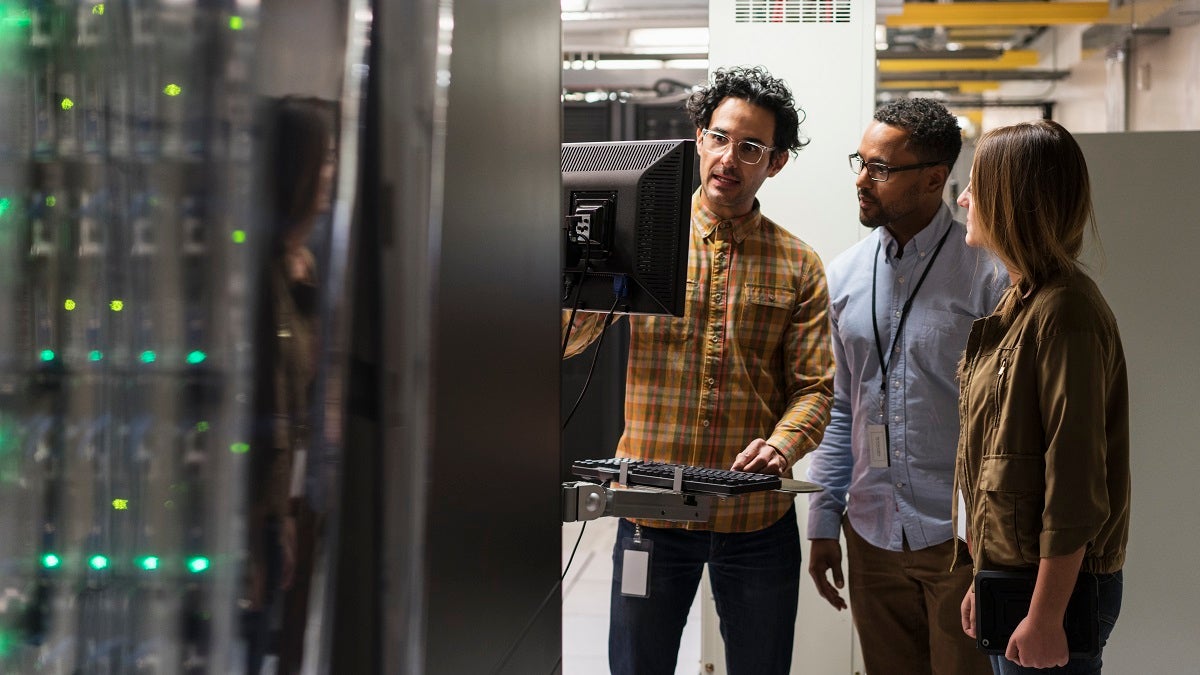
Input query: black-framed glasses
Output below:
<box><xmin>849</xmin><ymin>153</ymin><xmax>949</xmax><ymax>182</ymax></box>
<box><xmin>700</xmin><ymin>128</ymin><xmax>775</xmax><ymax>165</ymax></box>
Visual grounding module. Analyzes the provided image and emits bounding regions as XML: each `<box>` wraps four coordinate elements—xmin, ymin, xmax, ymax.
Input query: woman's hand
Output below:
<box><xmin>1006</xmin><ymin>615</ymin><xmax>1069</xmax><ymax>669</ymax></box>
<box><xmin>960</xmin><ymin>585</ymin><xmax>976</xmax><ymax>638</ymax></box>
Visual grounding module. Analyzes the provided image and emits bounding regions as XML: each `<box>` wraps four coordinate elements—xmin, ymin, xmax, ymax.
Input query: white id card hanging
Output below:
<box><xmin>868</xmin><ymin>424</ymin><xmax>889</xmax><ymax>468</ymax></box>
<box><xmin>620</xmin><ymin>525</ymin><xmax>653</xmax><ymax>598</ymax></box>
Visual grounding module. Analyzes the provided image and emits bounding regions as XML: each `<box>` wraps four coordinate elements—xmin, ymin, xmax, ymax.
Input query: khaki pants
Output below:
<box><xmin>844</xmin><ymin>520</ymin><xmax>991</xmax><ymax>675</ymax></box>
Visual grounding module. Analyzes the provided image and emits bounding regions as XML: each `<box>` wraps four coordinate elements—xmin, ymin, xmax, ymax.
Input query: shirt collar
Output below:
<box><xmin>692</xmin><ymin>189</ymin><xmax>762</xmax><ymax>244</ymax></box>
<box><xmin>879</xmin><ymin>203</ymin><xmax>953</xmax><ymax>260</ymax></box>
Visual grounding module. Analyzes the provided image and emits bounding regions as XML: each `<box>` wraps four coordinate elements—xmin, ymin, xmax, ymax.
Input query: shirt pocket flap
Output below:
<box><xmin>745</xmin><ymin>284</ymin><xmax>794</xmax><ymax>310</ymax></box>
<box><xmin>978</xmin><ymin>454</ymin><xmax>1044</xmax><ymax>493</ymax></box>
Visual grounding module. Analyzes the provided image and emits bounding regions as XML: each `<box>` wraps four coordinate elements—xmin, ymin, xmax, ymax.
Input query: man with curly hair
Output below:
<box><xmin>805</xmin><ymin>98</ymin><xmax>1006</xmax><ymax>674</ymax></box>
<box><xmin>563</xmin><ymin>65</ymin><xmax>833</xmax><ymax>674</ymax></box>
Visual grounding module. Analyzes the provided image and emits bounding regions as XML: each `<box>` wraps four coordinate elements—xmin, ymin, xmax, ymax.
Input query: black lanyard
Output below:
<box><xmin>871</xmin><ymin>224</ymin><xmax>954</xmax><ymax>391</ymax></box>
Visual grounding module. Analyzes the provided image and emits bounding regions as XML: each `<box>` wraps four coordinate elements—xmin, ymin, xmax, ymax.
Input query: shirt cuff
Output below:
<box><xmin>807</xmin><ymin>506</ymin><xmax>844</xmax><ymax>540</ymax></box>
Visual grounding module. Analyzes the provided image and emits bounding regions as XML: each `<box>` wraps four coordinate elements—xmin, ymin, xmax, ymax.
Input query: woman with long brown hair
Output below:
<box><xmin>954</xmin><ymin>120</ymin><xmax>1129</xmax><ymax>674</ymax></box>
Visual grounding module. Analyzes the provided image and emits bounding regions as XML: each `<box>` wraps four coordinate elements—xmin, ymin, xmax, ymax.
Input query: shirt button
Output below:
<box><xmin>898</xmin><ymin>276</ymin><xmax>905</xmax><ymax>283</ymax></box>
<box><xmin>702</xmin><ymin>420</ymin><xmax>710</xmax><ymax>427</ymax></box>
<box><xmin>919</xmin><ymin>251</ymin><xmax>926</xmax><ymax>258</ymax></box>
<box><xmin>892</xmin><ymin>380</ymin><xmax>901</xmax><ymax>389</ymax></box>
<box><xmin>894</xmin><ymin>450</ymin><xmax>901</xmax><ymax>457</ymax></box>
<box><xmin>893</xmin><ymin>415</ymin><xmax>901</xmax><ymax>422</ymax></box>
<box><xmin>896</xmin><ymin>482</ymin><xmax>905</xmax><ymax>488</ymax></box>
<box><xmin>894</xmin><ymin>310</ymin><xmax>902</xmax><ymax>318</ymax></box>
<box><xmin>706</xmin><ymin>377</ymin><xmax>714</xmax><ymax>385</ymax></box>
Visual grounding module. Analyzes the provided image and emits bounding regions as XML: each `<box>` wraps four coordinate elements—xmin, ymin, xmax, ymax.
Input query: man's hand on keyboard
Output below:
<box><xmin>730</xmin><ymin>438</ymin><xmax>787</xmax><ymax>476</ymax></box>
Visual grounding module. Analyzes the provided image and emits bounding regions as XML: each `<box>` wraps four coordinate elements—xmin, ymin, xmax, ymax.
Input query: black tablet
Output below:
<box><xmin>975</xmin><ymin>570</ymin><xmax>1100</xmax><ymax>659</ymax></box>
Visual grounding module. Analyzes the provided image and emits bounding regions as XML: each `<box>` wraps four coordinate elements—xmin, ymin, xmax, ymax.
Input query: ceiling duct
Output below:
<box><xmin>1082</xmin><ymin>0</ymin><xmax>1199</xmax><ymax>51</ymax></box>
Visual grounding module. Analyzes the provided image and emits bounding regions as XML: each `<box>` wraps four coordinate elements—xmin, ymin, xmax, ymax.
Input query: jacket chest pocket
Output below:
<box><xmin>735</xmin><ymin>283</ymin><xmax>794</xmax><ymax>355</ymax></box>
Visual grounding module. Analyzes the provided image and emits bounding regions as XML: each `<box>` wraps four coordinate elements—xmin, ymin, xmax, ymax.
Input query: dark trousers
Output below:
<box><xmin>990</xmin><ymin>571</ymin><xmax>1124</xmax><ymax>675</ymax></box>
<box><xmin>608</xmin><ymin>507</ymin><xmax>801</xmax><ymax>675</ymax></box>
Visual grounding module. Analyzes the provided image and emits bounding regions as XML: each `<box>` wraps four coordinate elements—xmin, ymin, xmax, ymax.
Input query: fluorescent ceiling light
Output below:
<box><xmin>627</xmin><ymin>27</ymin><xmax>709</xmax><ymax>48</ymax></box>
<box><xmin>596</xmin><ymin>59</ymin><xmax>666</xmax><ymax>70</ymax></box>
<box><xmin>664</xmin><ymin>59</ymin><xmax>708</xmax><ymax>70</ymax></box>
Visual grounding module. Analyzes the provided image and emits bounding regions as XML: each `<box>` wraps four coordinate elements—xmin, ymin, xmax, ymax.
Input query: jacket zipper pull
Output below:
<box><xmin>998</xmin><ymin>357</ymin><xmax>1008</xmax><ymax>377</ymax></box>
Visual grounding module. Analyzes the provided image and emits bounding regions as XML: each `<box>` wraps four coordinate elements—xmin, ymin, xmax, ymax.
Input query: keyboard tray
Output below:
<box><xmin>571</xmin><ymin>458</ymin><xmax>782</xmax><ymax>496</ymax></box>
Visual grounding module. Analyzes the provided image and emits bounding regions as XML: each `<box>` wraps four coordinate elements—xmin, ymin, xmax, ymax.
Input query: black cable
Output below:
<box><xmin>489</xmin><ymin>521</ymin><xmax>588</xmax><ymax>675</ymax></box>
<box><xmin>561</xmin><ymin>294</ymin><xmax>620</xmax><ymax>431</ymax></box>
<box><xmin>561</xmin><ymin>231</ymin><xmax>592</xmax><ymax>358</ymax></box>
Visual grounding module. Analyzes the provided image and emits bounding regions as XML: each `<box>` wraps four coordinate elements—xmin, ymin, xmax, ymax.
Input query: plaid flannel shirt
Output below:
<box><xmin>566</xmin><ymin>194</ymin><xmax>834</xmax><ymax>532</ymax></box>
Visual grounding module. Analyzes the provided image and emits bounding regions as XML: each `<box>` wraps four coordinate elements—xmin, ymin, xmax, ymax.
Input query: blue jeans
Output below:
<box><xmin>990</xmin><ymin>571</ymin><xmax>1123</xmax><ymax>675</ymax></box>
<box><xmin>608</xmin><ymin>508</ymin><xmax>801</xmax><ymax>675</ymax></box>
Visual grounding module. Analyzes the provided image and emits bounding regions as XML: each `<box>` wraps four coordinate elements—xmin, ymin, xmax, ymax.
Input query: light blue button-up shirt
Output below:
<box><xmin>807</xmin><ymin>204</ymin><xmax>1008</xmax><ymax>551</ymax></box>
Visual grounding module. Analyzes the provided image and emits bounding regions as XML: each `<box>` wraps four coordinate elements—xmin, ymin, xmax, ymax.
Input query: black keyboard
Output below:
<box><xmin>571</xmin><ymin>458</ymin><xmax>782</xmax><ymax>496</ymax></box>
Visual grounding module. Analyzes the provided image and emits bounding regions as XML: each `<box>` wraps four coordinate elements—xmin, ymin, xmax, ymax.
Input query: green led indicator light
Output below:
<box><xmin>38</xmin><ymin>349</ymin><xmax>55</xmax><ymax>362</ymax></box>
<box><xmin>230</xmin><ymin>442</ymin><xmax>249</xmax><ymax>454</ymax></box>
<box><xmin>45</xmin><ymin>195</ymin><xmax>56</xmax><ymax>207</ymax></box>
<box><xmin>109</xmin><ymin>299</ymin><xmax>124</xmax><ymax>311</ymax></box>
<box><xmin>112</xmin><ymin>498</ymin><xmax>128</xmax><ymax>510</ymax></box>
<box><xmin>139</xmin><ymin>350</ymin><xmax>156</xmax><ymax>363</ymax></box>
<box><xmin>163</xmin><ymin>84</ymin><xmax>182</xmax><ymax>97</ymax></box>
<box><xmin>0</xmin><ymin>198</ymin><xmax>11</xmax><ymax>216</ymax></box>
<box><xmin>2</xmin><ymin>14</ymin><xmax>32</xmax><ymax>29</ymax></box>
<box><xmin>64</xmin><ymin>299</ymin><xmax>76</xmax><ymax>311</ymax></box>
<box><xmin>186</xmin><ymin>350</ymin><xmax>207</xmax><ymax>365</ymax></box>
<box><xmin>231</xmin><ymin>229</ymin><xmax>246</xmax><ymax>244</ymax></box>
<box><xmin>41</xmin><ymin>553</ymin><xmax>61</xmax><ymax>569</ymax></box>
<box><xmin>88</xmin><ymin>555</ymin><xmax>109</xmax><ymax>571</ymax></box>
<box><xmin>92</xmin><ymin>4</ymin><xmax>105</xmax><ymax>15</ymax></box>
<box><xmin>196</xmin><ymin>421</ymin><xmax>210</xmax><ymax>432</ymax></box>
<box><xmin>138</xmin><ymin>556</ymin><xmax>159</xmax><ymax>571</ymax></box>
<box><xmin>186</xmin><ymin>556</ymin><xmax>210</xmax><ymax>574</ymax></box>
<box><xmin>60</xmin><ymin>98</ymin><xmax>74</xmax><ymax>110</ymax></box>
<box><xmin>88</xmin><ymin>350</ymin><xmax>103</xmax><ymax>362</ymax></box>
<box><xmin>229</xmin><ymin>16</ymin><xmax>244</xmax><ymax>31</ymax></box>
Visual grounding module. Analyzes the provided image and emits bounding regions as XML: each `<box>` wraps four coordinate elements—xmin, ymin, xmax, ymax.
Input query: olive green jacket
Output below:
<box><xmin>955</xmin><ymin>271</ymin><xmax>1129</xmax><ymax>575</ymax></box>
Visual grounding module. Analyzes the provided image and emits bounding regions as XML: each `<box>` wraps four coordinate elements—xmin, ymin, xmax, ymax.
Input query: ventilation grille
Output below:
<box><xmin>734</xmin><ymin>0</ymin><xmax>852</xmax><ymax>24</ymax></box>
<box><xmin>562</xmin><ymin>141</ymin><xmax>680</xmax><ymax>173</ymax></box>
<box><xmin>634</xmin><ymin>153</ymin><xmax>686</xmax><ymax>304</ymax></box>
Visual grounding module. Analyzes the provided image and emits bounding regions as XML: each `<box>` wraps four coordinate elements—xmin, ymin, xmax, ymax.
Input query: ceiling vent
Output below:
<box><xmin>734</xmin><ymin>0</ymin><xmax>852</xmax><ymax>24</ymax></box>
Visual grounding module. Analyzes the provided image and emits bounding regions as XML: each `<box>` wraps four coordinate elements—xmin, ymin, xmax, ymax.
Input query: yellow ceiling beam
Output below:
<box><xmin>885</xmin><ymin>2</ymin><xmax>1110</xmax><ymax>28</ymax></box>
<box><xmin>878</xmin><ymin>50</ymin><xmax>1039</xmax><ymax>72</ymax></box>
<box><xmin>946</xmin><ymin>27</ymin><xmax>1023</xmax><ymax>39</ymax></box>
<box><xmin>879</xmin><ymin>81</ymin><xmax>1002</xmax><ymax>93</ymax></box>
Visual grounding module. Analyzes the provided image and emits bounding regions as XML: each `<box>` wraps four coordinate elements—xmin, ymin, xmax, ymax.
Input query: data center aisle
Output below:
<box><xmin>561</xmin><ymin>518</ymin><xmax>703</xmax><ymax>675</ymax></box>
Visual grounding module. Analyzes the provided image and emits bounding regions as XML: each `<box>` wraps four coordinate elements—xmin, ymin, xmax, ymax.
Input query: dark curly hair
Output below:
<box><xmin>685</xmin><ymin>65</ymin><xmax>809</xmax><ymax>156</ymax></box>
<box><xmin>873</xmin><ymin>98</ymin><xmax>962</xmax><ymax>170</ymax></box>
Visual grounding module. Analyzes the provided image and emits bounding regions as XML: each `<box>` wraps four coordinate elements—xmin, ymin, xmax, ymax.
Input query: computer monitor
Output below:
<box><xmin>561</xmin><ymin>139</ymin><xmax>697</xmax><ymax>316</ymax></box>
